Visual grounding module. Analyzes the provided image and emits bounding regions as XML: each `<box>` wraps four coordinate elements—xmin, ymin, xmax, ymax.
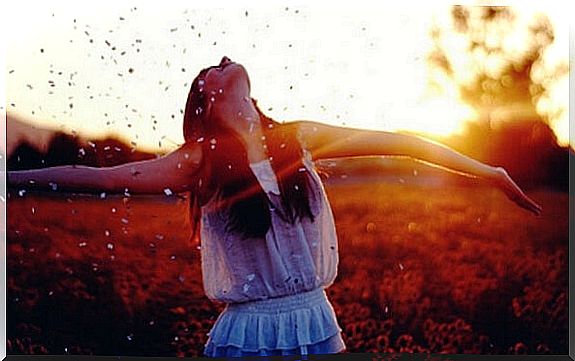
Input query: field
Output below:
<box><xmin>6</xmin><ymin>178</ymin><xmax>569</xmax><ymax>356</ymax></box>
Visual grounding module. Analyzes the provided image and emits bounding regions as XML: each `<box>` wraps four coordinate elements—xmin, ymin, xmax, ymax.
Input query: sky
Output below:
<box><xmin>3</xmin><ymin>1</ymin><xmax>571</xmax><ymax>153</ymax></box>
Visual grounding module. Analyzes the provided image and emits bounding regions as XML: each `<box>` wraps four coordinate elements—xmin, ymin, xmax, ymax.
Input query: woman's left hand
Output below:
<box><xmin>493</xmin><ymin>167</ymin><xmax>542</xmax><ymax>216</ymax></box>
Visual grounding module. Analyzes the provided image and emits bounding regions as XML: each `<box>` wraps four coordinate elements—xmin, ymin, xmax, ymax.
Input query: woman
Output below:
<box><xmin>8</xmin><ymin>56</ymin><xmax>542</xmax><ymax>357</ymax></box>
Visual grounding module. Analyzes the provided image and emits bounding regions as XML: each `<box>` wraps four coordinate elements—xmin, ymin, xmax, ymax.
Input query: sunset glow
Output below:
<box><xmin>4</xmin><ymin>2</ymin><xmax>570</xmax><ymax>153</ymax></box>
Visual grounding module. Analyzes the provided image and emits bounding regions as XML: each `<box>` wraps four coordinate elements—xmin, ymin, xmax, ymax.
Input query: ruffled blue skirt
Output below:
<box><xmin>203</xmin><ymin>288</ymin><xmax>346</xmax><ymax>357</ymax></box>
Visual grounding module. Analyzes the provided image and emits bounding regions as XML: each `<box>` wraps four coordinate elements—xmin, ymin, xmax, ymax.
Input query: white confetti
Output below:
<box><xmin>163</xmin><ymin>188</ymin><xmax>173</xmax><ymax>196</ymax></box>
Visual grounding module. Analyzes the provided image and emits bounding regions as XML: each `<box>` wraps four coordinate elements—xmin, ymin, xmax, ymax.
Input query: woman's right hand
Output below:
<box><xmin>5</xmin><ymin>142</ymin><xmax>202</xmax><ymax>194</ymax></box>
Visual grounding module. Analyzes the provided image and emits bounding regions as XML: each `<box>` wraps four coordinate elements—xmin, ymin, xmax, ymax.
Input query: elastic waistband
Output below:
<box><xmin>226</xmin><ymin>288</ymin><xmax>327</xmax><ymax>314</ymax></box>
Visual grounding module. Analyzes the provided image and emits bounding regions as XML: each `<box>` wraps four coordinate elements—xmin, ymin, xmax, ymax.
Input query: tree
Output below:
<box><xmin>427</xmin><ymin>6</ymin><xmax>567</xmax><ymax>132</ymax></box>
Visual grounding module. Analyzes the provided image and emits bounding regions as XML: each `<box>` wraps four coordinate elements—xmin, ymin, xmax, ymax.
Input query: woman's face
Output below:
<box><xmin>201</xmin><ymin>57</ymin><xmax>258</xmax><ymax>136</ymax></box>
<box><xmin>203</xmin><ymin>56</ymin><xmax>251</xmax><ymax>98</ymax></box>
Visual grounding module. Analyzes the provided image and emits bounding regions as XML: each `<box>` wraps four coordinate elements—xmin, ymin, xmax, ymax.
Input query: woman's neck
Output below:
<box><xmin>211</xmin><ymin>90</ymin><xmax>269</xmax><ymax>163</ymax></box>
<box><xmin>228</xmin><ymin>97</ymin><xmax>269</xmax><ymax>164</ymax></box>
<box><xmin>243</xmin><ymin>120</ymin><xmax>269</xmax><ymax>164</ymax></box>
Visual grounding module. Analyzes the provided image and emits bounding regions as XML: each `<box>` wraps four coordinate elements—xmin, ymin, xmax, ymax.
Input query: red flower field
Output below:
<box><xmin>6</xmin><ymin>178</ymin><xmax>568</xmax><ymax>356</ymax></box>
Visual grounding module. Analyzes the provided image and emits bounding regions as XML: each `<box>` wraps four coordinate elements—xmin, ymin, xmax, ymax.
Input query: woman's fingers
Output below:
<box><xmin>517</xmin><ymin>193</ymin><xmax>542</xmax><ymax>216</ymax></box>
<box><xmin>498</xmin><ymin>169</ymin><xmax>542</xmax><ymax>216</ymax></box>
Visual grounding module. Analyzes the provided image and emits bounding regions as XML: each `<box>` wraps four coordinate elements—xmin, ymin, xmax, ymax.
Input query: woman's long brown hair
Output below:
<box><xmin>184</xmin><ymin>67</ymin><xmax>315</xmax><ymax>240</ymax></box>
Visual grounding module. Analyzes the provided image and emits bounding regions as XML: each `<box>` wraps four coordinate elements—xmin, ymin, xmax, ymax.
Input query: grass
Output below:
<box><xmin>6</xmin><ymin>180</ymin><xmax>568</xmax><ymax>356</ymax></box>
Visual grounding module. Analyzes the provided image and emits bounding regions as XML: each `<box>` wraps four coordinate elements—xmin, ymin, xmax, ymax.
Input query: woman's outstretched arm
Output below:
<box><xmin>7</xmin><ymin>142</ymin><xmax>202</xmax><ymax>194</ymax></box>
<box><xmin>296</xmin><ymin>120</ymin><xmax>542</xmax><ymax>216</ymax></box>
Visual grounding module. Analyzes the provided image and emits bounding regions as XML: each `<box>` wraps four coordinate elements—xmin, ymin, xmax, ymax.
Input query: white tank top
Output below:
<box><xmin>199</xmin><ymin>149</ymin><xmax>339</xmax><ymax>303</ymax></box>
